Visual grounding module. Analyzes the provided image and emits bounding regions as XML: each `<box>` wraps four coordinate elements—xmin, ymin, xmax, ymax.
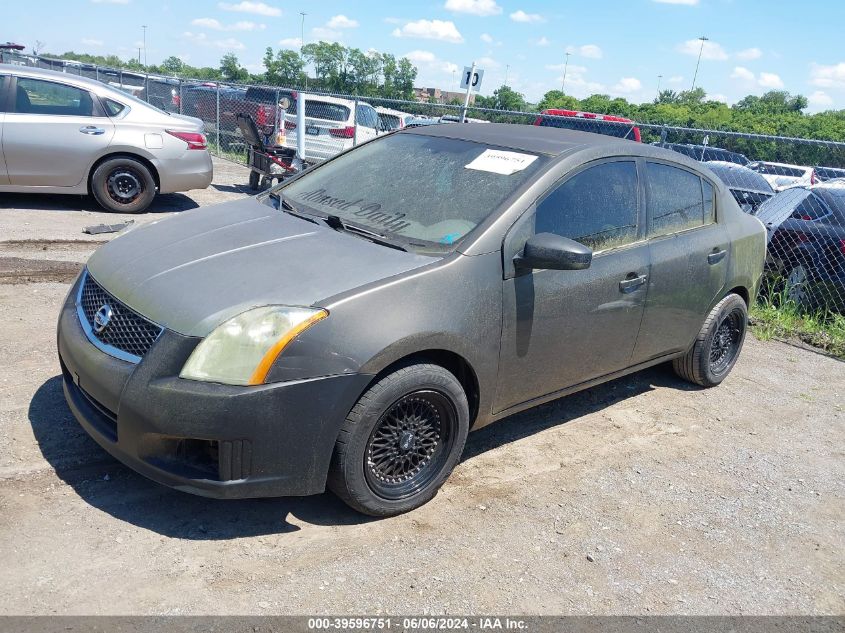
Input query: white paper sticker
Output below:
<box><xmin>465</xmin><ymin>149</ymin><xmax>539</xmax><ymax>175</ymax></box>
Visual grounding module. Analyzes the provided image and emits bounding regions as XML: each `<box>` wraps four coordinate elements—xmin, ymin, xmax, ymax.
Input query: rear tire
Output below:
<box><xmin>673</xmin><ymin>293</ymin><xmax>748</xmax><ymax>387</ymax></box>
<box><xmin>328</xmin><ymin>363</ymin><xmax>470</xmax><ymax>517</ymax></box>
<box><xmin>91</xmin><ymin>157</ymin><xmax>156</xmax><ymax>213</ymax></box>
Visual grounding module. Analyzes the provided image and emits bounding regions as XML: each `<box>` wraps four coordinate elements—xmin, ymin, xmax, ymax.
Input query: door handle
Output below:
<box><xmin>79</xmin><ymin>126</ymin><xmax>105</xmax><ymax>135</ymax></box>
<box><xmin>619</xmin><ymin>273</ymin><xmax>648</xmax><ymax>293</ymax></box>
<box><xmin>708</xmin><ymin>249</ymin><xmax>727</xmax><ymax>265</ymax></box>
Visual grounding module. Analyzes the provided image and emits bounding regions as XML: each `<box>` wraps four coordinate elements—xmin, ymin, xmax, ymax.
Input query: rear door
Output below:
<box><xmin>4</xmin><ymin>75</ymin><xmax>115</xmax><ymax>187</ymax></box>
<box><xmin>0</xmin><ymin>74</ymin><xmax>9</xmax><ymax>184</ymax></box>
<box><xmin>632</xmin><ymin>161</ymin><xmax>729</xmax><ymax>362</ymax></box>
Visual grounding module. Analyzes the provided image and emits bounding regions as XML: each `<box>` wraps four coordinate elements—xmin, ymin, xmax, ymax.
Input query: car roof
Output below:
<box><xmin>403</xmin><ymin>122</ymin><xmax>701</xmax><ymax>163</ymax></box>
<box><xmin>705</xmin><ymin>161</ymin><xmax>774</xmax><ymax>193</ymax></box>
<box><xmin>750</xmin><ymin>160</ymin><xmax>811</xmax><ymax>170</ymax></box>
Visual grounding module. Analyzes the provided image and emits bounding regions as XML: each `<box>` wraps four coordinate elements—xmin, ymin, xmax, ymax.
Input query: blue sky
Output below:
<box><xmin>6</xmin><ymin>0</ymin><xmax>845</xmax><ymax>111</ymax></box>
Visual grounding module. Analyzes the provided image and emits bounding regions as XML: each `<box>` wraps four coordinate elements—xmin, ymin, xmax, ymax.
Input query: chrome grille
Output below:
<box><xmin>77</xmin><ymin>271</ymin><xmax>162</xmax><ymax>362</ymax></box>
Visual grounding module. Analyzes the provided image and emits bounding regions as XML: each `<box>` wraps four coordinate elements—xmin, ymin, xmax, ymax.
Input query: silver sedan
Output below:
<box><xmin>0</xmin><ymin>64</ymin><xmax>212</xmax><ymax>212</ymax></box>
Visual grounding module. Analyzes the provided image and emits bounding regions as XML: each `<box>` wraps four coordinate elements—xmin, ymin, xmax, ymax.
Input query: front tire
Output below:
<box><xmin>91</xmin><ymin>157</ymin><xmax>156</xmax><ymax>213</ymax></box>
<box><xmin>673</xmin><ymin>293</ymin><xmax>748</xmax><ymax>387</ymax></box>
<box><xmin>328</xmin><ymin>363</ymin><xmax>470</xmax><ymax>516</ymax></box>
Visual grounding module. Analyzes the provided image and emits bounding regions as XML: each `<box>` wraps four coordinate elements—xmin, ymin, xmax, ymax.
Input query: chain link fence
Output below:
<box><xmin>6</xmin><ymin>52</ymin><xmax>845</xmax><ymax>314</ymax></box>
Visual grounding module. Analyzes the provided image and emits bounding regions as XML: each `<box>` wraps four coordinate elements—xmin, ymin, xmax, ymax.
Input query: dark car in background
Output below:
<box><xmin>814</xmin><ymin>166</ymin><xmax>845</xmax><ymax>183</ymax></box>
<box><xmin>756</xmin><ymin>183</ymin><xmax>845</xmax><ymax>308</ymax></box>
<box><xmin>706</xmin><ymin>160</ymin><xmax>774</xmax><ymax>214</ymax></box>
<box><xmin>653</xmin><ymin>142</ymin><xmax>750</xmax><ymax>166</ymax></box>
<box><xmin>534</xmin><ymin>109</ymin><xmax>641</xmax><ymax>142</ymax></box>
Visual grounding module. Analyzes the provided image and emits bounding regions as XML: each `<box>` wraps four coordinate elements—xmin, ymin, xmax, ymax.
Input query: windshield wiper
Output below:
<box><xmin>270</xmin><ymin>192</ymin><xmax>321</xmax><ymax>225</ymax></box>
<box><xmin>323</xmin><ymin>214</ymin><xmax>408</xmax><ymax>252</ymax></box>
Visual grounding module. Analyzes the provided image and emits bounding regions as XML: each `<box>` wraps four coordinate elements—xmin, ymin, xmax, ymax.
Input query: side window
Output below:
<box><xmin>535</xmin><ymin>161</ymin><xmax>639</xmax><ymax>252</ymax></box>
<box><xmin>14</xmin><ymin>77</ymin><xmax>94</xmax><ymax>116</ymax></box>
<box><xmin>356</xmin><ymin>105</ymin><xmax>378</xmax><ymax>129</ymax></box>
<box><xmin>0</xmin><ymin>75</ymin><xmax>7</xmax><ymax>113</ymax></box>
<box><xmin>792</xmin><ymin>194</ymin><xmax>830</xmax><ymax>221</ymax></box>
<box><xmin>646</xmin><ymin>162</ymin><xmax>709</xmax><ymax>237</ymax></box>
<box><xmin>702</xmin><ymin>180</ymin><xmax>714</xmax><ymax>223</ymax></box>
<box><xmin>103</xmin><ymin>99</ymin><xmax>126</xmax><ymax>117</ymax></box>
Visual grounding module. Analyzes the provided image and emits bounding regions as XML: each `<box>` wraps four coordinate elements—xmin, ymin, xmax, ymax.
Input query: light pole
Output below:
<box><xmin>656</xmin><ymin>74</ymin><xmax>662</xmax><ymax>98</ymax></box>
<box><xmin>504</xmin><ymin>63</ymin><xmax>509</xmax><ymax>87</ymax></box>
<box><xmin>560</xmin><ymin>52</ymin><xmax>571</xmax><ymax>93</ymax></box>
<box><xmin>141</xmin><ymin>25</ymin><xmax>147</xmax><ymax>67</ymax></box>
<box><xmin>300</xmin><ymin>12</ymin><xmax>307</xmax><ymax>89</ymax></box>
<box><xmin>691</xmin><ymin>35</ymin><xmax>708</xmax><ymax>91</ymax></box>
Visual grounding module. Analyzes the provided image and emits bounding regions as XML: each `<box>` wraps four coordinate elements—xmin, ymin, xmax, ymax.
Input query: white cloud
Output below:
<box><xmin>810</xmin><ymin>62</ymin><xmax>845</xmax><ymax>89</ymax></box>
<box><xmin>82</xmin><ymin>38</ymin><xmax>104</xmax><ymax>46</ymax></box>
<box><xmin>182</xmin><ymin>31</ymin><xmax>245</xmax><ymax>50</ymax></box>
<box><xmin>677</xmin><ymin>39</ymin><xmax>729</xmax><ymax>61</ymax></box>
<box><xmin>311</xmin><ymin>27</ymin><xmax>342</xmax><ymax>42</ymax></box>
<box><xmin>327</xmin><ymin>14</ymin><xmax>359</xmax><ymax>29</ymax></box>
<box><xmin>566</xmin><ymin>44</ymin><xmax>603</xmax><ymax>59</ymax></box>
<box><xmin>730</xmin><ymin>66</ymin><xmax>755</xmax><ymax>81</ymax></box>
<box><xmin>91</xmin><ymin>0</ymin><xmax>129</xmax><ymax>4</ymax></box>
<box><xmin>758</xmin><ymin>72</ymin><xmax>783</xmax><ymax>89</ymax></box>
<box><xmin>536</xmin><ymin>36</ymin><xmax>550</xmax><ymax>47</ymax></box>
<box><xmin>510</xmin><ymin>10</ymin><xmax>545</xmax><ymax>23</ymax></box>
<box><xmin>652</xmin><ymin>0</ymin><xmax>698</xmax><ymax>4</ymax></box>
<box><xmin>480</xmin><ymin>33</ymin><xmax>493</xmax><ymax>43</ymax></box>
<box><xmin>709</xmin><ymin>93</ymin><xmax>728</xmax><ymax>103</ymax></box>
<box><xmin>735</xmin><ymin>47</ymin><xmax>762</xmax><ymax>61</ymax></box>
<box><xmin>191</xmin><ymin>18</ymin><xmax>265</xmax><ymax>31</ymax></box>
<box><xmin>444</xmin><ymin>0</ymin><xmax>502</xmax><ymax>16</ymax></box>
<box><xmin>477</xmin><ymin>56</ymin><xmax>500</xmax><ymax>69</ymax></box>
<box><xmin>392</xmin><ymin>19</ymin><xmax>463</xmax><ymax>43</ymax></box>
<box><xmin>807</xmin><ymin>91</ymin><xmax>833</xmax><ymax>107</ymax></box>
<box><xmin>613</xmin><ymin>77</ymin><xmax>642</xmax><ymax>93</ymax></box>
<box><xmin>403</xmin><ymin>49</ymin><xmax>459</xmax><ymax>87</ymax></box>
<box><xmin>279</xmin><ymin>37</ymin><xmax>302</xmax><ymax>48</ymax></box>
<box><xmin>217</xmin><ymin>1</ymin><xmax>281</xmax><ymax>17</ymax></box>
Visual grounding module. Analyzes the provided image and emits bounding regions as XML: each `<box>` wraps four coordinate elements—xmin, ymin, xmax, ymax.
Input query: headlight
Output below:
<box><xmin>180</xmin><ymin>306</ymin><xmax>328</xmax><ymax>386</ymax></box>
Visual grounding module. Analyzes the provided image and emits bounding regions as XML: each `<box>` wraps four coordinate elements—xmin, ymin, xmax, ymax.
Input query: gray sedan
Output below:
<box><xmin>57</xmin><ymin>124</ymin><xmax>766</xmax><ymax>516</ymax></box>
<box><xmin>0</xmin><ymin>64</ymin><xmax>212</xmax><ymax>212</ymax></box>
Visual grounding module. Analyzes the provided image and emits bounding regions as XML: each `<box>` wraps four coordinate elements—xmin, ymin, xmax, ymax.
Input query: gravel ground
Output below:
<box><xmin>0</xmin><ymin>158</ymin><xmax>842</xmax><ymax>615</ymax></box>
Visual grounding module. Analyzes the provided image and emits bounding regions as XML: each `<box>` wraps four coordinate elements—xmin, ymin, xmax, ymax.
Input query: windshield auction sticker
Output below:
<box><xmin>465</xmin><ymin>149</ymin><xmax>539</xmax><ymax>175</ymax></box>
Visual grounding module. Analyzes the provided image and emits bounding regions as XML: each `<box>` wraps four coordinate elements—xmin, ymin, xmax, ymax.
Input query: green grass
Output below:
<box><xmin>750</xmin><ymin>295</ymin><xmax>845</xmax><ymax>359</ymax></box>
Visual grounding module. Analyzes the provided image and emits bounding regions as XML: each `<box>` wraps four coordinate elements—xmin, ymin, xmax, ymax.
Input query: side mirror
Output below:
<box><xmin>514</xmin><ymin>233</ymin><xmax>592</xmax><ymax>271</ymax></box>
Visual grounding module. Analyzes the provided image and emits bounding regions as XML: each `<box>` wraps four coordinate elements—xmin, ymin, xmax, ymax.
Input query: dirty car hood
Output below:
<box><xmin>87</xmin><ymin>197</ymin><xmax>435</xmax><ymax>337</ymax></box>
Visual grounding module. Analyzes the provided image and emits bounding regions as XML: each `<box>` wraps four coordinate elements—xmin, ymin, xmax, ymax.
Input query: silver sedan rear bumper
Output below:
<box><xmin>155</xmin><ymin>150</ymin><xmax>213</xmax><ymax>193</ymax></box>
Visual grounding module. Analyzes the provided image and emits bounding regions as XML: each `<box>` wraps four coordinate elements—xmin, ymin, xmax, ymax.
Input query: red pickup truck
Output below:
<box><xmin>534</xmin><ymin>109</ymin><xmax>641</xmax><ymax>142</ymax></box>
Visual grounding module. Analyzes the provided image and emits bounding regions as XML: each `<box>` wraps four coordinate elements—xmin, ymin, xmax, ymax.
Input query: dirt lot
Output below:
<box><xmin>0</xmin><ymin>158</ymin><xmax>843</xmax><ymax>615</ymax></box>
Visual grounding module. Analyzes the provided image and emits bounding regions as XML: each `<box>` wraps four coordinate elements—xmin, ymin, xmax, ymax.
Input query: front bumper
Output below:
<box><xmin>57</xmin><ymin>277</ymin><xmax>370</xmax><ymax>498</ymax></box>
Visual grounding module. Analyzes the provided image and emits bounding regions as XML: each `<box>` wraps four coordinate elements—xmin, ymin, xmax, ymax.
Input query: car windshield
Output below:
<box><xmin>277</xmin><ymin>133</ymin><xmax>547</xmax><ymax>250</ymax></box>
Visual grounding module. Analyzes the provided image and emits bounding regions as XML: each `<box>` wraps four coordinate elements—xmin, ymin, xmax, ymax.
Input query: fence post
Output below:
<box><xmin>179</xmin><ymin>79</ymin><xmax>183</xmax><ymax>115</ymax></box>
<box><xmin>119</xmin><ymin>69</ymin><xmax>123</xmax><ymax>89</ymax></box>
<box><xmin>216</xmin><ymin>82</ymin><xmax>221</xmax><ymax>156</ymax></box>
<box><xmin>353</xmin><ymin>97</ymin><xmax>359</xmax><ymax>146</ymax></box>
<box><xmin>145</xmin><ymin>72</ymin><xmax>149</xmax><ymax>102</ymax></box>
<box><xmin>296</xmin><ymin>91</ymin><xmax>305</xmax><ymax>164</ymax></box>
<box><xmin>95</xmin><ymin>66</ymin><xmax>99</xmax><ymax>83</ymax></box>
<box><xmin>275</xmin><ymin>87</ymin><xmax>280</xmax><ymax>146</ymax></box>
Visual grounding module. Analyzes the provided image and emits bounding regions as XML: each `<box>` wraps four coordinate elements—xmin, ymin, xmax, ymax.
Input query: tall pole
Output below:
<box><xmin>142</xmin><ymin>25</ymin><xmax>147</xmax><ymax>67</ymax></box>
<box><xmin>504</xmin><ymin>64</ymin><xmax>509</xmax><ymax>87</ymax></box>
<box><xmin>300</xmin><ymin>12</ymin><xmax>307</xmax><ymax>90</ymax></box>
<box><xmin>691</xmin><ymin>35</ymin><xmax>708</xmax><ymax>91</ymax></box>
<box><xmin>560</xmin><ymin>52</ymin><xmax>570</xmax><ymax>93</ymax></box>
<box><xmin>656</xmin><ymin>74</ymin><xmax>662</xmax><ymax>98</ymax></box>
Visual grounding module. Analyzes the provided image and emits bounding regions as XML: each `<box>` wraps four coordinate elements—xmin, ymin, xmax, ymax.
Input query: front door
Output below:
<box><xmin>633</xmin><ymin>161</ymin><xmax>729</xmax><ymax>361</ymax></box>
<box><xmin>4</xmin><ymin>76</ymin><xmax>114</xmax><ymax>187</ymax></box>
<box><xmin>495</xmin><ymin>159</ymin><xmax>650</xmax><ymax>414</ymax></box>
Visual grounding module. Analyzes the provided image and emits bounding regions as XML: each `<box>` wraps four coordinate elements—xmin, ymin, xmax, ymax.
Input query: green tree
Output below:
<box><xmin>219</xmin><ymin>53</ymin><xmax>248</xmax><ymax>82</ymax></box>
<box><xmin>262</xmin><ymin>47</ymin><xmax>305</xmax><ymax>86</ymax></box>
<box><xmin>538</xmin><ymin>89</ymin><xmax>579</xmax><ymax>111</ymax></box>
<box><xmin>160</xmin><ymin>56</ymin><xmax>185</xmax><ymax>75</ymax></box>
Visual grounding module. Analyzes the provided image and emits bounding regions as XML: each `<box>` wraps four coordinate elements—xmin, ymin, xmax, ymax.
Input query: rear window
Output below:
<box><xmin>244</xmin><ymin>87</ymin><xmax>279</xmax><ymax>103</ymax></box>
<box><xmin>378</xmin><ymin>113</ymin><xmax>402</xmax><ymax>130</ymax></box>
<box><xmin>303</xmin><ymin>101</ymin><xmax>350</xmax><ymax>122</ymax></box>
<box><xmin>537</xmin><ymin>115</ymin><xmax>636</xmax><ymax>140</ymax></box>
